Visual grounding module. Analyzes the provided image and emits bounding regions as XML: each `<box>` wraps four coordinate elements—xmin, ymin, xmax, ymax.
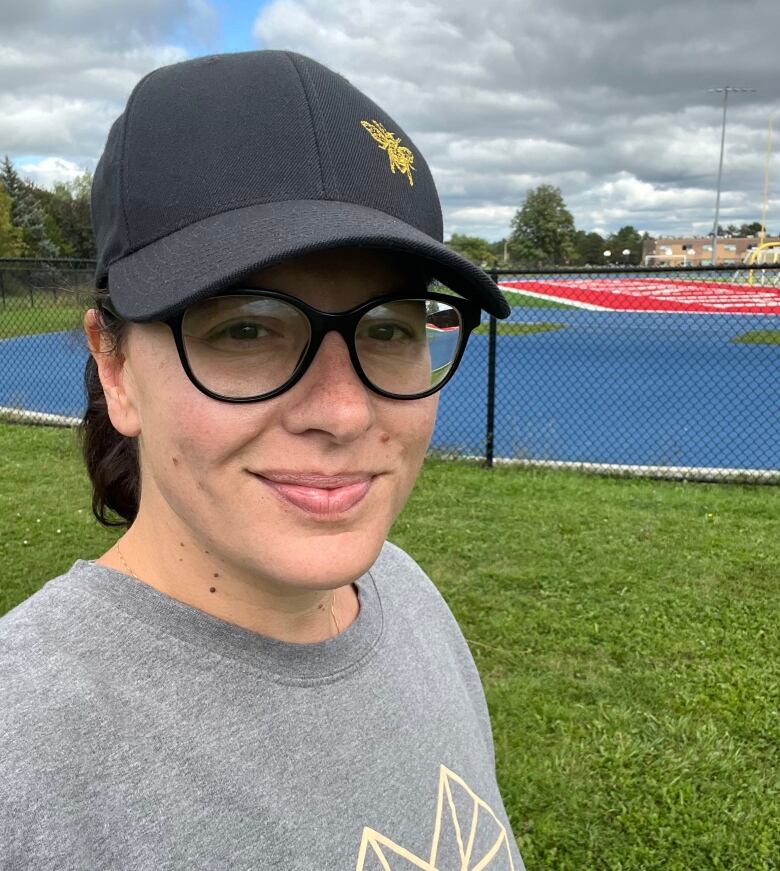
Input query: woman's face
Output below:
<box><xmin>108</xmin><ymin>249</ymin><xmax>439</xmax><ymax>592</ymax></box>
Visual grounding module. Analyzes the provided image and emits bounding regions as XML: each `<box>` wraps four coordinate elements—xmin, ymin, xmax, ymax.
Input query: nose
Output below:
<box><xmin>280</xmin><ymin>330</ymin><xmax>375</xmax><ymax>442</ymax></box>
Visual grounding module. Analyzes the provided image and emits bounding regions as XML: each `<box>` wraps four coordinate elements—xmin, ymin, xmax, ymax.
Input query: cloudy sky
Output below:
<box><xmin>2</xmin><ymin>0</ymin><xmax>779</xmax><ymax>241</ymax></box>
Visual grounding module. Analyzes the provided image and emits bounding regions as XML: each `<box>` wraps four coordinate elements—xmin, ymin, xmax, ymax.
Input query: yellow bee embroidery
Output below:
<box><xmin>361</xmin><ymin>120</ymin><xmax>416</xmax><ymax>187</ymax></box>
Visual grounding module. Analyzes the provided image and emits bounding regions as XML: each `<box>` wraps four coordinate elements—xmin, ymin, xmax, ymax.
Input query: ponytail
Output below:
<box><xmin>78</xmin><ymin>296</ymin><xmax>139</xmax><ymax>527</ymax></box>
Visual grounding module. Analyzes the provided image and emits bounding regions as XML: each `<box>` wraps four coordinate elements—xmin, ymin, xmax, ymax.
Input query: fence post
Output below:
<box><xmin>0</xmin><ymin>270</ymin><xmax>5</xmax><ymax>308</ymax></box>
<box><xmin>484</xmin><ymin>270</ymin><xmax>498</xmax><ymax>468</ymax></box>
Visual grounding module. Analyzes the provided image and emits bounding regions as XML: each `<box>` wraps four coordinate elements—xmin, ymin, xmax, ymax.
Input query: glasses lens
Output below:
<box><xmin>355</xmin><ymin>298</ymin><xmax>463</xmax><ymax>396</ymax></box>
<box><xmin>182</xmin><ymin>295</ymin><xmax>310</xmax><ymax>398</ymax></box>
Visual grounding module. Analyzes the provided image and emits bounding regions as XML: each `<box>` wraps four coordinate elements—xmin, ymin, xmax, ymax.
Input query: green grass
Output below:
<box><xmin>474</xmin><ymin>321</ymin><xmax>566</xmax><ymax>336</ymax></box>
<box><xmin>732</xmin><ymin>330</ymin><xmax>780</xmax><ymax>346</ymax></box>
<box><xmin>0</xmin><ymin>293</ymin><xmax>87</xmax><ymax>339</ymax></box>
<box><xmin>393</xmin><ymin>462</ymin><xmax>780</xmax><ymax>869</ymax></box>
<box><xmin>2</xmin><ymin>423</ymin><xmax>779</xmax><ymax>869</ymax></box>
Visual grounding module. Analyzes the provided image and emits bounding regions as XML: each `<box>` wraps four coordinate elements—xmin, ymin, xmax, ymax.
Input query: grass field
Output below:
<box><xmin>1</xmin><ymin>422</ymin><xmax>778</xmax><ymax>868</ymax></box>
<box><xmin>733</xmin><ymin>330</ymin><xmax>780</xmax><ymax>345</ymax></box>
<box><xmin>473</xmin><ymin>321</ymin><xmax>566</xmax><ymax>336</ymax></box>
<box><xmin>0</xmin><ymin>288</ymin><xmax>565</xmax><ymax>340</ymax></box>
<box><xmin>0</xmin><ymin>292</ymin><xmax>87</xmax><ymax>339</ymax></box>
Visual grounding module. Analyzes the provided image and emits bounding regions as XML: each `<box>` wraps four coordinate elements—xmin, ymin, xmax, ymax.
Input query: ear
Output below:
<box><xmin>84</xmin><ymin>309</ymin><xmax>142</xmax><ymax>438</ymax></box>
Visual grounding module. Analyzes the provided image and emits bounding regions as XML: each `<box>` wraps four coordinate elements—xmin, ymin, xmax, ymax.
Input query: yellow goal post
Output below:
<box><xmin>742</xmin><ymin>242</ymin><xmax>780</xmax><ymax>285</ymax></box>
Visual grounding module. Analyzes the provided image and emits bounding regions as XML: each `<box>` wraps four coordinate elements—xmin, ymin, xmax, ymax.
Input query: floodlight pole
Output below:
<box><xmin>708</xmin><ymin>86</ymin><xmax>756</xmax><ymax>264</ymax></box>
<box><xmin>760</xmin><ymin>115</ymin><xmax>773</xmax><ymax>245</ymax></box>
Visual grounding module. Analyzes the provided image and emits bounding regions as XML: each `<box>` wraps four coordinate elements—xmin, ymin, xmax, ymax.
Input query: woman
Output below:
<box><xmin>0</xmin><ymin>50</ymin><xmax>524</xmax><ymax>870</ymax></box>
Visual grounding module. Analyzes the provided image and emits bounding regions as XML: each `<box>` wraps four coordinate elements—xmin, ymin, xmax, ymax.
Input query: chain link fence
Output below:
<box><xmin>0</xmin><ymin>259</ymin><xmax>95</xmax><ymax>425</ymax></box>
<box><xmin>2</xmin><ymin>259</ymin><xmax>778</xmax><ymax>482</ymax></box>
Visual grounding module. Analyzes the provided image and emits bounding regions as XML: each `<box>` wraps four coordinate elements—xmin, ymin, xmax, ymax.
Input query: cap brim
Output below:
<box><xmin>107</xmin><ymin>200</ymin><xmax>510</xmax><ymax>320</ymax></box>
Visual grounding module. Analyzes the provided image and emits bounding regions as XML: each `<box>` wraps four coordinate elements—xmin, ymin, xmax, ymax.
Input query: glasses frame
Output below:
<box><xmin>104</xmin><ymin>287</ymin><xmax>482</xmax><ymax>402</ymax></box>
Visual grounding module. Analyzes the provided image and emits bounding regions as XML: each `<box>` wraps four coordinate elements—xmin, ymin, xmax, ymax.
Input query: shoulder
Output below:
<box><xmin>371</xmin><ymin>539</ymin><xmax>428</xmax><ymax>581</ymax></box>
<box><xmin>1</xmin><ymin>566</ymin><xmax>97</xmax><ymax>791</ymax></box>
<box><xmin>370</xmin><ymin>540</ymin><xmax>469</xmax><ymax>655</ymax></box>
<box><xmin>0</xmin><ymin>570</ymin><xmax>111</xmax><ymax>865</ymax></box>
<box><xmin>0</xmin><ymin>562</ymin><xmax>103</xmax><ymax>738</ymax></box>
<box><xmin>370</xmin><ymin>540</ymin><xmax>452</xmax><ymax>613</ymax></box>
<box><xmin>371</xmin><ymin>541</ymin><xmax>496</xmax><ymax>758</ymax></box>
<box><xmin>0</xmin><ymin>566</ymin><xmax>79</xmax><ymax>656</ymax></box>
<box><xmin>0</xmin><ymin>560</ymin><xmax>105</xmax><ymax>652</ymax></box>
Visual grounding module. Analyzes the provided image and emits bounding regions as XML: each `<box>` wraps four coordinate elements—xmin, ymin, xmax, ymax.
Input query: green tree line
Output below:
<box><xmin>0</xmin><ymin>161</ymin><xmax>639</xmax><ymax>268</ymax></box>
<box><xmin>449</xmin><ymin>184</ymin><xmax>649</xmax><ymax>268</ymax></box>
<box><xmin>448</xmin><ymin>185</ymin><xmax>777</xmax><ymax>269</ymax></box>
<box><xmin>448</xmin><ymin>184</ymin><xmax>649</xmax><ymax>268</ymax></box>
<box><xmin>0</xmin><ymin>156</ymin><xmax>95</xmax><ymax>259</ymax></box>
<box><xmin>2</xmin><ymin>157</ymin><xmax>770</xmax><ymax>270</ymax></box>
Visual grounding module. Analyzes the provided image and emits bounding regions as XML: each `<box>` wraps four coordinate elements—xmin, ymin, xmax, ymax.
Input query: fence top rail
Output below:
<box><xmin>487</xmin><ymin>264</ymin><xmax>780</xmax><ymax>277</ymax></box>
<box><xmin>5</xmin><ymin>257</ymin><xmax>780</xmax><ymax>278</ymax></box>
<box><xmin>0</xmin><ymin>257</ymin><xmax>97</xmax><ymax>269</ymax></box>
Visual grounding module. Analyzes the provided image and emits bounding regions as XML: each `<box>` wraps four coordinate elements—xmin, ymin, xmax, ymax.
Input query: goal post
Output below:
<box><xmin>743</xmin><ymin>242</ymin><xmax>780</xmax><ymax>285</ymax></box>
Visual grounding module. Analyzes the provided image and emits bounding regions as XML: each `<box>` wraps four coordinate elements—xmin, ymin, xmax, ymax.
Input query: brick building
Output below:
<box><xmin>642</xmin><ymin>236</ymin><xmax>780</xmax><ymax>266</ymax></box>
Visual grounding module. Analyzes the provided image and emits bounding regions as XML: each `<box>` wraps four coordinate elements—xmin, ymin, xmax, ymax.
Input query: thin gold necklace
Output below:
<box><xmin>114</xmin><ymin>542</ymin><xmax>341</xmax><ymax>636</ymax></box>
<box><xmin>330</xmin><ymin>588</ymin><xmax>341</xmax><ymax>634</ymax></box>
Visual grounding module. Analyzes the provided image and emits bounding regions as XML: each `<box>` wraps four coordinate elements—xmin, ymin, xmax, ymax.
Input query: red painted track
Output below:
<box><xmin>500</xmin><ymin>278</ymin><xmax>780</xmax><ymax>314</ymax></box>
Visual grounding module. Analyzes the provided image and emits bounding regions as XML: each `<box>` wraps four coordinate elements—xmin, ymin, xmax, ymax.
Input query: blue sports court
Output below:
<box><xmin>1</xmin><ymin>307</ymin><xmax>777</xmax><ymax>472</ymax></box>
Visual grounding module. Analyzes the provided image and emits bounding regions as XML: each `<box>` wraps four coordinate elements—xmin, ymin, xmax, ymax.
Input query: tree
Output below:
<box><xmin>572</xmin><ymin>230</ymin><xmax>606</xmax><ymax>265</ymax></box>
<box><xmin>738</xmin><ymin>221</ymin><xmax>764</xmax><ymax>237</ymax></box>
<box><xmin>509</xmin><ymin>185</ymin><xmax>576</xmax><ymax>266</ymax></box>
<box><xmin>606</xmin><ymin>225</ymin><xmax>643</xmax><ymax>265</ymax></box>
<box><xmin>34</xmin><ymin>171</ymin><xmax>95</xmax><ymax>259</ymax></box>
<box><xmin>446</xmin><ymin>233</ymin><xmax>497</xmax><ymax>267</ymax></box>
<box><xmin>1</xmin><ymin>156</ymin><xmax>25</xmax><ymax>233</ymax></box>
<box><xmin>0</xmin><ymin>156</ymin><xmax>59</xmax><ymax>258</ymax></box>
<box><xmin>505</xmin><ymin>234</ymin><xmax>538</xmax><ymax>266</ymax></box>
<box><xmin>0</xmin><ymin>186</ymin><xmax>24</xmax><ymax>256</ymax></box>
<box><xmin>716</xmin><ymin>222</ymin><xmax>772</xmax><ymax>238</ymax></box>
<box><xmin>488</xmin><ymin>238</ymin><xmax>508</xmax><ymax>263</ymax></box>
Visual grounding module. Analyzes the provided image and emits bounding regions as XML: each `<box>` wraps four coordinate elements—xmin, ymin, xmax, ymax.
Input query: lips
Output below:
<box><xmin>250</xmin><ymin>472</ymin><xmax>375</xmax><ymax>516</ymax></box>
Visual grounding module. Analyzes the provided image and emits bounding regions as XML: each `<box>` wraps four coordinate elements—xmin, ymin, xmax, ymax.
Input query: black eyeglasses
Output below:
<box><xmin>103</xmin><ymin>288</ymin><xmax>481</xmax><ymax>402</ymax></box>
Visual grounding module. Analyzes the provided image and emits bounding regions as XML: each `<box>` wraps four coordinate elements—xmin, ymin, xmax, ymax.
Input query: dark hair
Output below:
<box><xmin>79</xmin><ymin>291</ymin><xmax>139</xmax><ymax>527</ymax></box>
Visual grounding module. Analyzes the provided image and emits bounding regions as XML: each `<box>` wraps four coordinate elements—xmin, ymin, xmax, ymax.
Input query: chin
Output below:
<box><xmin>245</xmin><ymin>525</ymin><xmax>388</xmax><ymax>591</ymax></box>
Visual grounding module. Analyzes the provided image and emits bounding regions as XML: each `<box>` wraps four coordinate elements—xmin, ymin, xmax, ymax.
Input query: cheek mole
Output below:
<box><xmin>172</xmin><ymin>456</ymin><xmax>179</xmax><ymax>466</ymax></box>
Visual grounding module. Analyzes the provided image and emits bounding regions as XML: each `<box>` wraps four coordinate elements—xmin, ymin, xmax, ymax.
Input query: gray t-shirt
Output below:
<box><xmin>1</xmin><ymin>541</ymin><xmax>525</xmax><ymax>870</ymax></box>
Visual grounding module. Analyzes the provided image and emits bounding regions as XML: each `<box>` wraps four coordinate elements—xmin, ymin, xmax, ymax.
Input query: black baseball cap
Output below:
<box><xmin>91</xmin><ymin>50</ymin><xmax>510</xmax><ymax>320</ymax></box>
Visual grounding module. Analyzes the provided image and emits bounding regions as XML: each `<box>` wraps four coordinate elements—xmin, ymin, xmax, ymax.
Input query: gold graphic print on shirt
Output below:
<box><xmin>355</xmin><ymin>765</ymin><xmax>517</xmax><ymax>870</ymax></box>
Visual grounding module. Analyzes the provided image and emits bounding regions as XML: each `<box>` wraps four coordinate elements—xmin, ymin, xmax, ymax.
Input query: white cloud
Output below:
<box><xmin>253</xmin><ymin>0</ymin><xmax>780</xmax><ymax>239</ymax></box>
<box><xmin>593</xmin><ymin>174</ymin><xmax>714</xmax><ymax>212</ymax></box>
<box><xmin>0</xmin><ymin>93</ymin><xmax>115</xmax><ymax>158</ymax></box>
<box><xmin>445</xmin><ymin>204</ymin><xmax>518</xmax><ymax>242</ymax></box>
<box><xmin>0</xmin><ymin>2</ymin><xmax>206</xmax><ymax>164</ymax></box>
<box><xmin>18</xmin><ymin>157</ymin><xmax>85</xmax><ymax>188</ymax></box>
<box><xmin>4</xmin><ymin>0</ymin><xmax>780</xmax><ymax>238</ymax></box>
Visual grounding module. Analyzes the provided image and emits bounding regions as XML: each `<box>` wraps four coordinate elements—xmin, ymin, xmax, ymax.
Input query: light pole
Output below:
<box><xmin>622</xmin><ymin>248</ymin><xmax>631</xmax><ymax>265</ymax></box>
<box><xmin>708</xmin><ymin>86</ymin><xmax>756</xmax><ymax>264</ymax></box>
<box><xmin>760</xmin><ymin>115</ymin><xmax>773</xmax><ymax>245</ymax></box>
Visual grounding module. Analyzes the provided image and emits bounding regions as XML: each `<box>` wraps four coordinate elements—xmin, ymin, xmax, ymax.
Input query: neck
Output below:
<box><xmin>98</xmin><ymin>515</ymin><xmax>360</xmax><ymax>644</ymax></box>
